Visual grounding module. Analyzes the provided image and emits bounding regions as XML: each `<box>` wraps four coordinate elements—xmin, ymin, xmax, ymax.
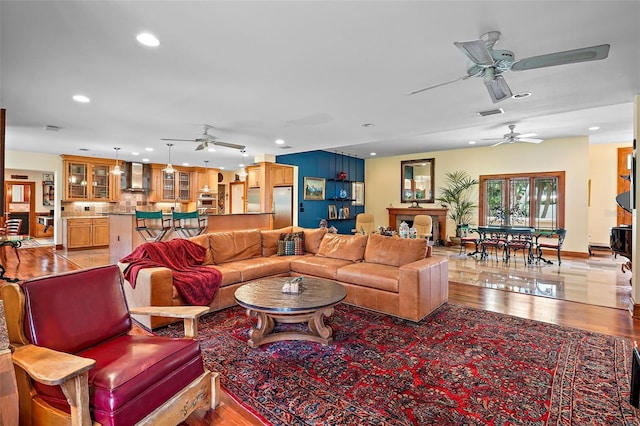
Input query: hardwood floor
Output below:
<box><xmin>2</xmin><ymin>245</ymin><xmax>640</xmax><ymax>424</ymax></box>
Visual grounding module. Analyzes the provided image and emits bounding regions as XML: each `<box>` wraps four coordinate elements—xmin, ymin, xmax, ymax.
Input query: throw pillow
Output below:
<box><xmin>277</xmin><ymin>232</ymin><xmax>305</xmax><ymax>256</ymax></box>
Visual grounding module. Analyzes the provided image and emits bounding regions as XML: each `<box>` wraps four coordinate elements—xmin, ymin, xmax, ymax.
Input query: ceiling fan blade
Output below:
<box><xmin>518</xmin><ymin>132</ymin><xmax>538</xmax><ymax>138</ymax></box>
<box><xmin>511</xmin><ymin>44</ymin><xmax>610</xmax><ymax>71</ymax></box>
<box><xmin>213</xmin><ymin>141</ymin><xmax>246</xmax><ymax>151</ymax></box>
<box><xmin>408</xmin><ymin>76</ymin><xmax>470</xmax><ymax>96</ymax></box>
<box><xmin>491</xmin><ymin>140</ymin><xmax>508</xmax><ymax>147</ymax></box>
<box><xmin>484</xmin><ymin>74</ymin><xmax>512</xmax><ymax>103</ymax></box>
<box><xmin>195</xmin><ymin>143</ymin><xmax>206</xmax><ymax>151</ymax></box>
<box><xmin>454</xmin><ymin>40</ymin><xmax>494</xmax><ymax>66</ymax></box>
<box><xmin>518</xmin><ymin>137</ymin><xmax>544</xmax><ymax>143</ymax></box>
<box><xmin>161</xmin><ymin>138</ymin><xmax>196</xmax><ymax>142</ymax></box>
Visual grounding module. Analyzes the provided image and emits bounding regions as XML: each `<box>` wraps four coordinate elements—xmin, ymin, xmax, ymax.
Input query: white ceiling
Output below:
<box><xmin>1</xmin><ymin>1</ymin><xmax>639</xmax><ymax>171</ymax></box>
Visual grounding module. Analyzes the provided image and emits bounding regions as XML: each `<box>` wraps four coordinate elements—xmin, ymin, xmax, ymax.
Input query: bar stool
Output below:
<box><xmin>172</xmin><ymin>211</ymin><xmax>207</xmax><ymax>238</ymax></box>
<box><xmin>135</xmin><ymin>211</ymin><xmax>170</xmax><ymax>243</ymax></box>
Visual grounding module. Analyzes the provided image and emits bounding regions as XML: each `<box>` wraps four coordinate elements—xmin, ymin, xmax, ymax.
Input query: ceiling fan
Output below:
<box><xmin>484</xmin><ymin>124</ymin><xmax>543</xmax><ymax>146</ymax></box>
<box><xmin>409</xmin><ymin>31</ymin><xmax>610</xmax><ymax>103</ymax></box>
<box><xmin>161</xmin><ymin>125</ymin><xmax>246</xmax><ymax>151</ymax></box>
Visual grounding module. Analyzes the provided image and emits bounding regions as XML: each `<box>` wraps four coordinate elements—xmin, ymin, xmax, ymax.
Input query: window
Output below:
<box><xmin>479</xmin><ymin>171</ymin><xmax>564</xmax><ymax>229</ymax></box>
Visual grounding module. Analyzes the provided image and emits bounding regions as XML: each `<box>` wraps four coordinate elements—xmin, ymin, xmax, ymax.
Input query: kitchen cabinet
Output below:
<box><xmin>247</xmin><ymin>167</ymin><xmax>261</xmax><ymax>188</ymax></box>
<box><xmin>63</xmin><ymin>217</ymin><xmax>109</xmax><ymax>249</ymax></box>
<box><xmin>149</xmin><ymin>165</ymin><xmax>193</xmax><ymax>202</ymax></box>
<box><xmin>62</xmin><ymin>155</ymin><xmax>118</xmax><ymax>201</ymax></box>
<box><xmin>270</xmin><ymin>165</ymin><xmax>294</xmax><ymax>186</ymax></box>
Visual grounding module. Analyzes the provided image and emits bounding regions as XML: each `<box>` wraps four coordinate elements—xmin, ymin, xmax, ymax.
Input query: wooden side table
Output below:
<box><xmin>0</xmin><ymin>348</ymin><xmax>19</xmax><ymax>425</ymax></box>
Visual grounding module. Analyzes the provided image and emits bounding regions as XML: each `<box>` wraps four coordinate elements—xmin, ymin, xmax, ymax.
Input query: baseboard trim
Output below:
<box><xmin>629</xmin><ymin>297</ymin><xmax>640</xmax><ymax>318</ymax></box>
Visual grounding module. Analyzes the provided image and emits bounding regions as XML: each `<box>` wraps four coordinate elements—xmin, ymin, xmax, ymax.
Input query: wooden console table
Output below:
<box><xmin>387</xmin><ymin>207</ymin><xmax>448</xmax><ymax>245</ymax></box>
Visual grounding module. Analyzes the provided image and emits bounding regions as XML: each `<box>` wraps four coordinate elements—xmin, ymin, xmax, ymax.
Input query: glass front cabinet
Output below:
<box><xmin>62</xmin><ymin>155</ymin><xmax>118</xmax><ymax>201</ymax></box>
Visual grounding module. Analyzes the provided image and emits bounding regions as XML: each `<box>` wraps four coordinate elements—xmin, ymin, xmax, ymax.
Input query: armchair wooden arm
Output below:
<box><xmin>13</xmin><ymin>344</ymin><xmax>96</xmax><ymax>425</ymax></box>
<box><xmin>129</xmin><ymin>306</ymin><xmax>209</xmax><ymax>338</ymax></box>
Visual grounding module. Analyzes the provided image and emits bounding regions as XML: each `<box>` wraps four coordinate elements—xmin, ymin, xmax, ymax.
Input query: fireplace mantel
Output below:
<box><xmin>387</xmin><ymin>207</ymin><xmax>448</xmax><ymax>245</ymax></box>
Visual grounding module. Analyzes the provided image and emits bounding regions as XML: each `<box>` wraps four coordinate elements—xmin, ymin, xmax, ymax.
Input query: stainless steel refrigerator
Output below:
<box><xmin>272</xmin><ymin>186</ymin><xmax>293</xmax><ymax>228</ymax></box>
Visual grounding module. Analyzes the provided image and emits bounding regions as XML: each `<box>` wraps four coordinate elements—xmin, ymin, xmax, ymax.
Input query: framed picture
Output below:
<box><xmin>328</xmin><ymin>204</ymin><xmax>337</xmax><ymax>220</ymax></box>
<box><xmin>351</xmin><ymin>181</ymin><xmax>364</xmax><ymax>206</ymax></box>
<box><xmin>343</xmin><ymin>207</ymin><xmax>350</xmax><ymax>219</ymax></box>
<box><xmin>43</xmin><ymin>172</ymin><xmax>54</xmax><ymax>184</ymax></box>
<box><xmin>304</xmin><ymin>177</ymin><xmax>325</xmax><ymax>200</ymax></box>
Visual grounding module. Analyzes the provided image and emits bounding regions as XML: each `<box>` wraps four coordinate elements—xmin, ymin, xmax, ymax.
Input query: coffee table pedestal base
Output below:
<box><xmin>246</xmin><ymin>307</ymin><xmax>335</xmax><ymax>347</ymax></box>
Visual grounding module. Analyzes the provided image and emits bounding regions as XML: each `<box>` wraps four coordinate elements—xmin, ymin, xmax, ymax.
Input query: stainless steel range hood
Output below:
<box><xmin>123</xmin><ymin>162</ymin><xmax>149</xmax><ymax>192</ymax></box>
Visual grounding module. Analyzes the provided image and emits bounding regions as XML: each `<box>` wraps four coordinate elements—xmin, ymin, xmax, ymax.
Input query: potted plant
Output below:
<box><xmin>435</xmin><ymin>170</ymin><xmax>479</xmax><ymax>244</ymax></box>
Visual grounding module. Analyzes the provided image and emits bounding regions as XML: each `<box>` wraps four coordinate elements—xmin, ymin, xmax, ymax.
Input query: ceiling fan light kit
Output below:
<box><xmin>410</xmin><ymin>31</ymin><xmax>610</xmax><ymax>104</ymax></box>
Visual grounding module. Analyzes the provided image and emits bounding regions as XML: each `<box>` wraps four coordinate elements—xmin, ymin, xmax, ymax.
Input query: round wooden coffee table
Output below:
<box><xmin>234</xmin><ymin>277</ymin><xmax>346</xmax><ymax>347</ymax></box>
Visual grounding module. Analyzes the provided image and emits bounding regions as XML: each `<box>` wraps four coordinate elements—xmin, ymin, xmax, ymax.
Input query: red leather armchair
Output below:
<box><xmin>1</xmin><ymin>264</ymin><xmax>219</xmax><ymax>425</ymax></box>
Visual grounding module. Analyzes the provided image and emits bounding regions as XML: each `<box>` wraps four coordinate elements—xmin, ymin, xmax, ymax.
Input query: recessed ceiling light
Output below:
<box><xmin>275</xmin><ymin>139</ymin><xmax>285</xmax><ymax>145</ymax></box>
<box><xmin>512</xmin><ymin>92</ymin><xmax>532</xmax><ymax>99</ymax></box>
<box><xmin>219</xmin><ymin>167</ymin><xmax>225</xmax><ymax>170</ymax></box>
<box><xmin>145</xmin><ymin>147</ymin><xmax>154</xmax><ymax>152</ymax></box>
<box><xmin>182</xmin><ymin>162</ymin><xmax>189</xmax><ymax>166</ymax></box>
<box><xmin>469</xmin><ymin>141</ymin><xmax>476</xmax><ymax>145</ymax></box>
<box><xmin>136</xmin><ymin>32</ymin><xmax>160</xmax><ymax>47</ymax></box>
<box><xmin>370</xmin><ymin>152</ymin><xmax>376</xmax><ymax>156</ymax></box>
<box><xmin>73</xmin><ymin>95</ymin><xmax>90</xmax><ymax>103</ymax></box>
<box><xmin>142</xmin><ymin>158</ymin><xmax>150</xmax><ymax>162</ymax></box>
<box><xmin>132</xmin><ymin>152</ymin><xmax>139</xmax><ymax>156</ymax></box>
<box><xmin>362</xmin><ymin>123</ymin><xmax>375</xmax><ymax>128</ymax></box>
<box><xmin>239</xmin><ymin>163</ymin><xmax>245</xmax><ymax>168</ymax></box>
<box><xmin>589</xmin><ymin>126</ymin><xmax>600</xmax><ymax>131</ymax></box>
<box><xmin>208</xmin><ymin>148</ymin><xmax>216</xmax><ymax>152</ymax></box>
<box><xmin>242</xmin><ymin>152</ymin><xmax>249</xmax><ymax>157</ymax></box>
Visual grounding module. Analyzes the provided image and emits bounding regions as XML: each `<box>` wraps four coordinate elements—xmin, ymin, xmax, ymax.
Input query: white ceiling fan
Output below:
<box><xmin>161</xmin><ymin>124</ymin><xmax>246</xmax><ymax>151</ymax></box>
<box><xmin>484</xmin><ymin>124</ymin><xmax>543</xmax><ymax>146</ymax></box>
<box><xmin>409</xmin><ymin>31</ymin><xmax>610</xmax><ymax>103</ymax></box>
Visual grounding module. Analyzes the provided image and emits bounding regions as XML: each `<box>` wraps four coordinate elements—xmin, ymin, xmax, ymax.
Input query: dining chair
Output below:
<box><xmin>1</xmin><ymin>218</ymin><xmax>22</xmax><ymax>262</ymax></box>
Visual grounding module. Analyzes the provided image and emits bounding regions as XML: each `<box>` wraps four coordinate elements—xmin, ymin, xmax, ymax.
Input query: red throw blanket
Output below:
<box><xmin>120</xmin><ymin>239</ymin><xmax>222</xmax><ymax>306</ymax></box>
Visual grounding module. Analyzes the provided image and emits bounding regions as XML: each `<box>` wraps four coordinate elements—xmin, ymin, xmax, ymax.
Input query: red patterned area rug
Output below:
<box><xmin>157</xmin><ymin>303</ymin><xmax>639</xmax><ymax>425</ymax></box>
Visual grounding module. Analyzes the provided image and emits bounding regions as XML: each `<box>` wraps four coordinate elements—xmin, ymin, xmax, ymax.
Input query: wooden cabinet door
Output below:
<box><xmin>270</xmin><ymin>165</ymin><xmax>294</xmax><ymax>186</ymax></box>
<box><xmin>92</xmin><ymin>218</ymin><xmax>110</xmax><ymax>246</ymax></box>
<box><xmin>67</xmin><ymin>219</ymin><xmax>92</xmax><ymax>248</ymax></box>
<box><xmin>65</xmin><ymin>161</ymin><xmax>89</xmax><ymax>200</ymax></box>
<box><xmin>247</xmin><ymin>167</ymin><xmax>260</xmax><ymax>188</ymax></box>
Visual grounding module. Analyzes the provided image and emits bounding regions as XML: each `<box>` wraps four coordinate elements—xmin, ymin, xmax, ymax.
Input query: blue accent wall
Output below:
<box><xmin>277</xmin><ymin>150</ymin><xmax>365</xmax><ymax>234</ymax></box>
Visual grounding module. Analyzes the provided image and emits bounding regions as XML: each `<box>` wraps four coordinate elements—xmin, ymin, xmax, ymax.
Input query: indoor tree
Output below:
<box><xmin>435</xmin><ymin>170</ymin><xmax>479</xmax><ymax>238</ymax></box>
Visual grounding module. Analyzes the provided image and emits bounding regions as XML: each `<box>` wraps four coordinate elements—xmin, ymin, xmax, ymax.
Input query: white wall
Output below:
<box><xmin>365</xmin><ymin>136</ymin><xmax>596</xmax><ymax>254</ymax></box>
<box><xmin>588</xmin><ymin>142</ymin><xmax>631</xmax><ymax>244</ymax></box>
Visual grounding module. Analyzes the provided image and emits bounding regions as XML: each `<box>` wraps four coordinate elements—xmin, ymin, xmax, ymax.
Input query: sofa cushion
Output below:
<box><xmin>219</xmin><ymin>257</ymin><xmax>292</xmax><ymax>282</ymax></box>
<box><xmin>34</xmin><ymin>335</ymin><xmax>204</xmax><ymax>425</ymax></box>
<box><xmin>261</xmin><ymin>226</ymin><xmax>293</xmax><ymax>256</ymax></box>
<box><xmin>290</xmin><ymin>256</ymin><xmax>353</xmax><ymax>280</ymax></box>
<box><xmin>364</xmin><ymin>234</ymin><xmax>427</xmax><ymax>267</ymax></box>
<box><xmin>277</xmin><ymin>232</ymin><xmax>305</xmax><ymax>256</ymax></box>
<box><xmin>209</xmin><ymin>230</ymin><xmax>262</xmax><ymax>264</ymax></box>
<box><xmin>189</xmin><ymin>234</ymin><xmax>214</xmax><ymax>265</ymax></box>
<box><xmin>300</xmin><ymin>227</ymin><xmax>328</xmax><ymax>254</ymax></box>
<box><xmin>316</xmin><ymin>233</ymin><xmax>368</xmax><ymax>262</ymax></box>
<box><xmin>337</xmin><ymin>262</ymin><xmax>400</xmax><ymax>293</ymax></box>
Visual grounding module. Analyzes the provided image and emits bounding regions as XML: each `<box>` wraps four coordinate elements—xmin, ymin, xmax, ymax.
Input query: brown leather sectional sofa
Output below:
<box><xmin>120</xmin><ymin>226</ymin><xmax>449</xmax><ymax>329</ymax></box>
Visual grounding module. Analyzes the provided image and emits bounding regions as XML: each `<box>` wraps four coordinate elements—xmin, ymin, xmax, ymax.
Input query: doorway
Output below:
<box><xmin>5</xmin><ymin>181</ymin><xmax>36</xmax><ymax>235</ymax></box>
<box><xmin>230</xmin><ymin>181</ymin><xmax>246</xmax><ymax>214</ymax></box>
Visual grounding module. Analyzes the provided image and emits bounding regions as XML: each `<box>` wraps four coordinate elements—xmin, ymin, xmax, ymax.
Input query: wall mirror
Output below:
<box><xmin>401</xmin><ymin>158</ymin><xmax>435</xmax><ymax>205</ymax></box>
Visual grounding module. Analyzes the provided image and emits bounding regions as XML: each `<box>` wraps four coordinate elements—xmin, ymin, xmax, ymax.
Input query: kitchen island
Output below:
<box><xmin>109</xmin><ymin>212</ymin><xmax>273</xmax><ymax>260</ymax></box>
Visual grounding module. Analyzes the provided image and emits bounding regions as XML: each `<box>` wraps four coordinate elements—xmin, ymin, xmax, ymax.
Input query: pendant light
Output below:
<box><xmin>238</xmin><ymin>150</ymin><xmax>248</xmax><ymax>180</ymax></box>
<box><xmin>202</xmin><ymin>160</ymin><xmax>210</xmax><ymax>192</ymax></box>
<box><xmin>111</xmin><ymin>147</ymin><xmax>123</xmax><ymax>175</ymax></box>
<box><xmin>163</xmin><ymin>143</ymin><xmax>175</xmax><ymax>174</ymax></box>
